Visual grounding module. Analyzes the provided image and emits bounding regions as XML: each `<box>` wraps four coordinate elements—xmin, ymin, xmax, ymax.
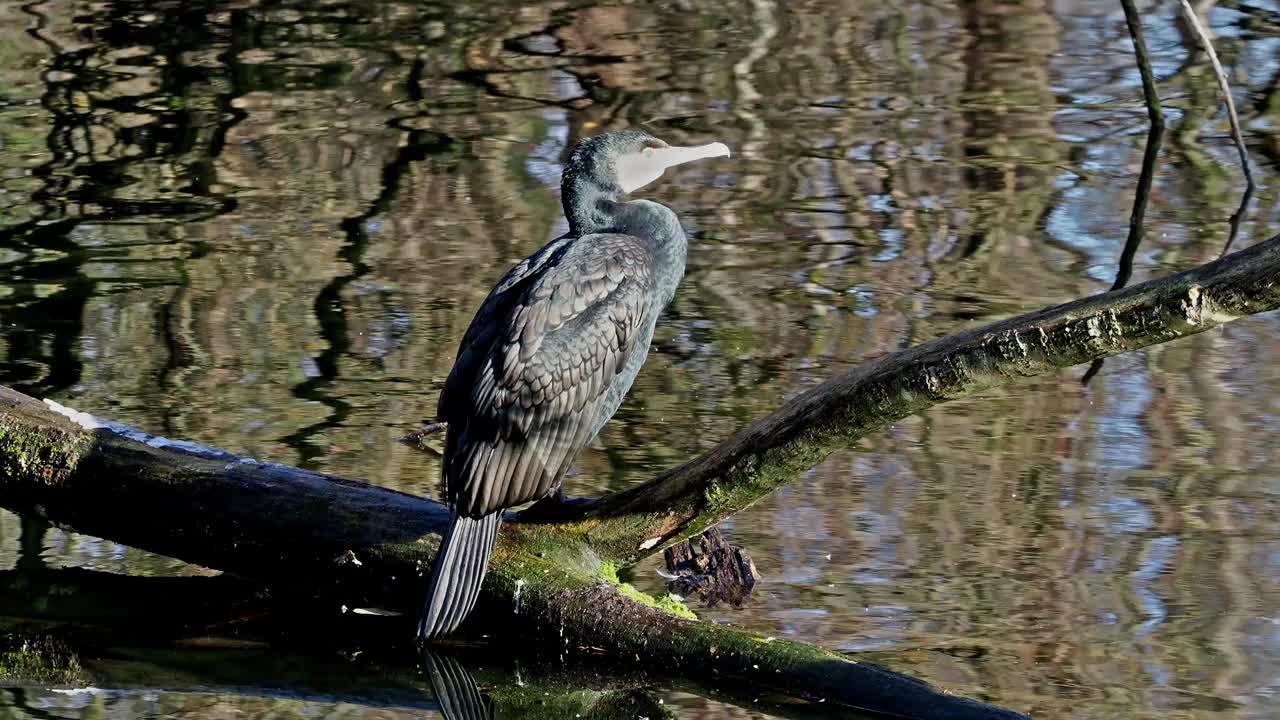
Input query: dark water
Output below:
<box><xmin>2</xmin><ymin>0</ymin><xmax>1279</xmax><ymax>717</ymax></box>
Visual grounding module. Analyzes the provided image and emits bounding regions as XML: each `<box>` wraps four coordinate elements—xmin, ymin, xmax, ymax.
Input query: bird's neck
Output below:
<box><xmin>563</xmin><ymin>182</ymin><xmax>687</xmax><ymax>299</ymax></box>
<box><xmin>563</xmin><ymin>180</ymin><xmax>620</xmax><ymax>235</ymax></box>
<box><xmin>564</xmin><ymin>184</ymin><xmax>683</xmax><ymax>242</ymax></box>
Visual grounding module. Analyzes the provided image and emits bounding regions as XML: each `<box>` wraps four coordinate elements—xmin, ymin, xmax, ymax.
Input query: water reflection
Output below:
<box><xmin>1</xmin><ymin>0</ymin><xmax>1279</xmax><ymax>718</ymax></box>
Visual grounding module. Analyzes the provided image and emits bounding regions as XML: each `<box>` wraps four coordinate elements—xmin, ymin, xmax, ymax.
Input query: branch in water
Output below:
<box><xmin>1083</xmin><ymin>0</ymin><xmax>1167</xmax><ymax>385</ymax></box>
<box><xmin>401</xmin><ymin>421</ymin><xmax>448</xmax><ymax>455</ymax></box>
<box><xmin>565</xmin><ymin>233</ymin><xmax>1280</xmax><ymax>565</ymax></box>
<box><xmin>1113</xmin><ymin>0</ymin><xmax>1166</xmax><ymax>292</ymax></box>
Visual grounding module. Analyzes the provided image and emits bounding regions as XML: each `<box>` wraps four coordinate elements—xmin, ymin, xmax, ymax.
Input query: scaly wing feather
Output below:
<box><xmin>439</xmin><ymin>233</ymin><xmax>656</xmax><ymax>517</ymax></box>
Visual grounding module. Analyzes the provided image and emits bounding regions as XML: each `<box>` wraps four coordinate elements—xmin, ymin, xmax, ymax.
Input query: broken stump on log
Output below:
<box><xmin>663</xmin><ymin>527</ymin><xmax>758</xmax><ymax>607</ymax></box>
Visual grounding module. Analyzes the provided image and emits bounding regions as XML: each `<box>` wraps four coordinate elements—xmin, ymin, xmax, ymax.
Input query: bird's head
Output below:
<box><xmin>565</xmin><ymin>129</ymin><xmax>731</xmax><ymax>195</ymax></box>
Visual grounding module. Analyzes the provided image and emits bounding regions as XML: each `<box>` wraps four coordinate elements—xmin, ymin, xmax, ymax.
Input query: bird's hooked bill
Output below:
<box><xmin>617</xmin><ymin>141</ymin><xmax>732</xmax><ymax>193</ymax></box>
<box><xmin>654</xmin><ymin>142</ymin><xmax>732</xmax><ymax>166</ymax></box>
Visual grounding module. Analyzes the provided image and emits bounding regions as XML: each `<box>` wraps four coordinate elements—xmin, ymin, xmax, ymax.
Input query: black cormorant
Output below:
<box><xmin>418</xmin><ymin>129</ymin><xmax>730</xmax><ymax>639</ymax></box>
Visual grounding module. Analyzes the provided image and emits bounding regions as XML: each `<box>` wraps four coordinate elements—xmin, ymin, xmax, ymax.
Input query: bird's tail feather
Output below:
<box><xmin>422</xmin><ymin>650</ymin><xmax>494</xmax><ymax>720</ymax></box>
<box><xmin>418</xmin><ymin>513</ymin><xmax>502</xmax><ymax>640</ymax></box>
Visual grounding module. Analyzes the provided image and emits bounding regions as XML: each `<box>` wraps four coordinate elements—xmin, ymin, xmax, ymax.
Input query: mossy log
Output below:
<box><xmin>0</xmin><ymin>615</ymin><xmax>891</xmax><ymax>720</ymax></box>
<box><xmin>0</xmin><ymin>567</ymin><xmax>881</xmax><ymax>720</ymax></box>
<box><xmin>3</xmin><ymin>234</ymin><xmax>1280</xmax><ymax>717</ymax></box>
<box><xmin>0</xmin><ymin>390</ymin><xmax>1023</xmax><ymax>719</ymax></box>
<box><xmin>0</xmin><ymin>618</ymin><xmax>666</xmax><ymax>718</ymax></box>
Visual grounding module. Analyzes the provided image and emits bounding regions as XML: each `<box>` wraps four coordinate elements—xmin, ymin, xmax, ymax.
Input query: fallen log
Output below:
<box><xmin>2</xmin><ymin>233</ymin><xmax>1278</xmax><ymax>718</ymax></box>
<box><xmin>0</xmin><ymin>387</ymin><xmax>1026</xmax><ymax>719</ymax></box>
<box><xmin>0</xmin><ymin>596</ymin><xmax>869</xmax><ymax>720</ymax></box>
<box><xmin>0</xmin><ymin>612</ymin><xmax>666</xmax><ymax>719</ymax></box>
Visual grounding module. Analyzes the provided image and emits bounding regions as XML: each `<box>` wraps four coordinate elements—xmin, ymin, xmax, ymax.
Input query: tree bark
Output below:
<box><xmin>2</xmin><ymin>233</ymin><xmax>1279</xmax><ymax>718</ymax></box>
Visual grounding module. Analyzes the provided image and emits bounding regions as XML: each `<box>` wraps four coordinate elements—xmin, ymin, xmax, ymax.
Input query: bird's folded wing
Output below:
<box><xmin>441</xmin><ymin>234</ymin><xmax>657</xmax><ymax>517</ymax></box>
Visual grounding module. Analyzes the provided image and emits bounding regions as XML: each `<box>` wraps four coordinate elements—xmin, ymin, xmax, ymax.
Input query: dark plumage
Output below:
<box><xmin>423</xmin><ymin>650</ymin><xmax>493</xmax><ymax>720</ymax></box>
<box><xmin>418</xmin><ymin>129</ymin><xmax>730</xmax><ymax>640</ymax></box>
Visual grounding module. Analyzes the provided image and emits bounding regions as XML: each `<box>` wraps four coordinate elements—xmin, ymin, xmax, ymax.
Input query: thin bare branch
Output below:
<box><xmin>1177</xmin><ymin>0</ymin><xmax>1256</xmax><ymax>255</ymax></box>
<box><xmin>1083</xmin><ymin>0</ymin><xmax>1166</xmax><ymax>385</ymax></box>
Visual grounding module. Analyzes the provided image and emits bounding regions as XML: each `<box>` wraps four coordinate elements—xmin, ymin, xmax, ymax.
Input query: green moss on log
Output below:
<box><xmin>597</xmin><ymin>561</ymin><xmax>697</xmax><ymax>620</ymax></box>
<box><xmin>0</xmin><ymin>632</ymin><xmax>86</xmax><ymax>685</ymax></box>
<box><xmin>488</xmin><ymin>686</ymin><xmax>673</xmax><ymax>720</ymax></box>
<box><xmin>622</xmin><ymin>585</ymin><xmax>697</xmax><ymax>621</ymax></box>
<box><xmin>0</xmin><ymin>422</ymin><xmax>90</xmax><ymax>488</ymax></box>
<box><xmin>581</xmin><ymin>509</ymin><xmax>684</xmax><ymax>564</ymax></box>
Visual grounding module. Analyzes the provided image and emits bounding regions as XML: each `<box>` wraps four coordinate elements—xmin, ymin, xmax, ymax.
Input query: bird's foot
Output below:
<box><xmin>516</xmin><ymin>490</ymin><xmax>593</xmax><ymax>523</ymax></box>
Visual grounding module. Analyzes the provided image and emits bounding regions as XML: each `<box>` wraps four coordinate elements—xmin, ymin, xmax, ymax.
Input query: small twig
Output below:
<box><xmin>1115</xmin><ymin>0</ymin><xmax>1166</xmax><ymax>292</ymax></box>
<box><xmin>1177</xmin><ymin>0</ymin><xmax>1255</xmax><ymax>256</ymax></box>
<box><xmin>400</xmin><ymin>421</ymin><xmax>447</xmax><ymax>454</ymax></box>
<box><xmin>1084</xmin><ymin>0</ymin><xmax>1166</xmax><ymax>385</ymax></box>
<box><xmin>419</xmin><ymin>422</ymin><xmax>448</xmax><ymax>436</ymax></box>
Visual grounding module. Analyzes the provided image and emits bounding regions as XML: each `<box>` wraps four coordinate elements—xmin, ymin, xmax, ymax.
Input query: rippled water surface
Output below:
<box><xmin>2</xmin><ymin>0</ymin><xmax>1280</xmax><ymax>718</ymax></box>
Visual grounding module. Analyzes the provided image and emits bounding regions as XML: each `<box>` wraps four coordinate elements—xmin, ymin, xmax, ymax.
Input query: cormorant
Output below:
<box><xmin>418</xmin><ymin>129</ymin><xmax>731</xmax><ymax>639</ymax></box>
